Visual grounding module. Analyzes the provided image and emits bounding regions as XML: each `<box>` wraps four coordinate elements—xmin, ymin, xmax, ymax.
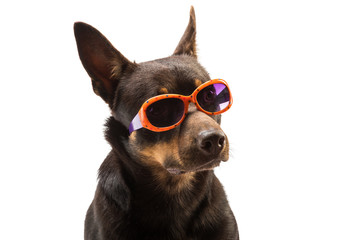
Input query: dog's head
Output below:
<box><xmin>74</xmin><ymin>7</ymin><xmax>231</xmax><ymax>177</ymax></box>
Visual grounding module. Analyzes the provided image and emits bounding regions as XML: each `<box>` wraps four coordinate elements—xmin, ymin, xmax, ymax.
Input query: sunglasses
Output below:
<box><xmin>129</xmin><ymin>79</ymin><xmax>233</xmax><ymax>134</ymax></box>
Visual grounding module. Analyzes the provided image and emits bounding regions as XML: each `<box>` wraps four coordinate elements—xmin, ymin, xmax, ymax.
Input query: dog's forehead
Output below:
<box><xmin>115</xmin><ymin>55</ymin><xmax>210</xmax><ymax>122</ymax></box>
<box><xmin>136</xmin><ymin>55</ymin><xmax>209</xmax><ymax>94</ymax></box>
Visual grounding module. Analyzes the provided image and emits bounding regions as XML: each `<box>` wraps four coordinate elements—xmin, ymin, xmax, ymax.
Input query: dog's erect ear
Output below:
<box><xmin>173</xmin><ymin>6</ymin><xmax>197</xmax><ymax>58</ymax></box>
<box><xmin>74</xmin><ymin>22</ymin><xmax>137</xmax><ymax>107</ymax></box>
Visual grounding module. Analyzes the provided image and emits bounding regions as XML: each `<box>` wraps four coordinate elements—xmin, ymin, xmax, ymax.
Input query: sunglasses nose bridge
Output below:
<box><xmin>188</xmin><ymin>102</ymin><xmax>197</xmax><ymax>111</ymax></box>
<box><xmin>189</xmin><ymin>93</ymin><xmax>199</xmax><ymax>108</ymax></box>
<box><xmin>180</xmin><ymin>95</ymin><xmax>192</xmax><ymax>115</ymax></box>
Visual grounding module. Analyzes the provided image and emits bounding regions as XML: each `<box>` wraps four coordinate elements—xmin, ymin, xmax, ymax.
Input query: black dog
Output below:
<box><xmin>74</xmin><ymin>7</ymin><xmax>239</xmax><ymax>240</ymax></box>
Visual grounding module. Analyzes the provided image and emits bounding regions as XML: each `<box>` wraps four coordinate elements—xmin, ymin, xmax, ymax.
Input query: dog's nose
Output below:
<box><xmin>197</xmin><ymin>130</ymin><xmax>226</xmax><ymax>157</ymax></box>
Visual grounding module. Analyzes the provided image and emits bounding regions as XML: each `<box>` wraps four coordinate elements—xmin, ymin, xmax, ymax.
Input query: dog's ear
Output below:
<box><xmin>173</xmin><ymin>6</ymin><xmax>197</xmax><ymax>58</ymax></box>
<box><xmin>74</xmin><ymin>22</ymin><xmax>137</xmax><ymax>107</ymax></box>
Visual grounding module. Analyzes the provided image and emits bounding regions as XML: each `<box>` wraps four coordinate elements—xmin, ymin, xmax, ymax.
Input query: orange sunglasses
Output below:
<box><xmin>129</xmin><ymin>79</ymin><xmax>233</xmax><ymax>134</ymax></box>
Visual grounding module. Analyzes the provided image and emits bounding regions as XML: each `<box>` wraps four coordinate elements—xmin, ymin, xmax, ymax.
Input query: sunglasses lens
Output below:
<box><xmin>197</xmin><ymin>83</ymin><xmax>231</xmax><ymax>113</ymax></box>
<box><xmin>146</xmin><ymin>98</ymin><xmax>185</xmax><ymax>128</ymax></box>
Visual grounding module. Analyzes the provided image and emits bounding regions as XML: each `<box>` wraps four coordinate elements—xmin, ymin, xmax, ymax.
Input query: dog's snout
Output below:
<box><xmin>197</xmin><ymin>130</ymin><xmax>226</xmax><ymax>157</ymax></box>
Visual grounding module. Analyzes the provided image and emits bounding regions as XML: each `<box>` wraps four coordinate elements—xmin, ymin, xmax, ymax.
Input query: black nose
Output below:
<box><xmin>197</xmin><ymin>130</ymin><xmax>226</xmax><ymax>157</ymax></box>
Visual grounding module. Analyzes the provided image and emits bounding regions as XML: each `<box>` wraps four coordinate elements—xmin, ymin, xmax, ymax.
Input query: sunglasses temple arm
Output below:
<box><xmin>129</xmin><ymin>113</ymin><xmax>143</xmax><ymax>134</ymax></box>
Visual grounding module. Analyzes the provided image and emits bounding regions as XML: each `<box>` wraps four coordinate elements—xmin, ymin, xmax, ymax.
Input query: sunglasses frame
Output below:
<box><xmin>129</xmin><ymin>79</ymin><xmax>233</xmax><ymax>134</ymax></box>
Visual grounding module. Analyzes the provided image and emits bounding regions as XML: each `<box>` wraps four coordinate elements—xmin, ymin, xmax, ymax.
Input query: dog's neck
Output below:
<box><xmin>98</xmin><ymin>149</ymin><xmax>215</xmax><ymax>216</ymax></box>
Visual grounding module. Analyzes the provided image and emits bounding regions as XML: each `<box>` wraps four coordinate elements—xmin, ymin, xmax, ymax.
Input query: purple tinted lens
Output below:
<box><xmin>146</xmin><ymin>98</ymin><xmax>185</xmax><ymax>127</ymax></box>
<box><xmin>196</xmin><ymin>83</ymin><xmax>230</xmax><ymax>113</ymax></box>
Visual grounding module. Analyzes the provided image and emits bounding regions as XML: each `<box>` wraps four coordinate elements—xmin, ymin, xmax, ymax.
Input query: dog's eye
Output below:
<box><xmin>199</xmin><ymin>86</ymin><xmax>216</xmax><ymax>104</ymax></box>
<box><xmin>146</xmin><ymin>99</ymin><xmax>185</xmax><ymax>128</ymax></box>
<box><xmin>204</xmin><ymin>90</ymin><xmax>216</xmax><ymax>103</ymax></box>
<box><xmin>196</xmin><ymin>83</ymin><xmax>231</xmax><ymax>113</ymax></box>
<box><xmin>147</xmin><ymin>104</ymin><xmax>166</xmax><ymax>118</ymax></box>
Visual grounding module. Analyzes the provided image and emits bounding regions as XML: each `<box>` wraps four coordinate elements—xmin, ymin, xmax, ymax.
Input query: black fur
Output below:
<box><xmin>75</xmin><ymin>7</ymin><xmax>239</xmax><ymax>240</ymax></box>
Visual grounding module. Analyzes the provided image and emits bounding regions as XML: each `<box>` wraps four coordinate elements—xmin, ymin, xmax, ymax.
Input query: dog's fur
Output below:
<box><xmin>74</xmin><ymin>7</ymin><xmax>239</xmax><ymax>240</ymax></box>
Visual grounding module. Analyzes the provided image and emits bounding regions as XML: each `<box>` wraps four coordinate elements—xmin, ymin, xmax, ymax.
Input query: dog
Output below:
<box><xmin>74</xmin><ymin>6</ymin><xmax>239</xmax><ymax>240</ymax></box>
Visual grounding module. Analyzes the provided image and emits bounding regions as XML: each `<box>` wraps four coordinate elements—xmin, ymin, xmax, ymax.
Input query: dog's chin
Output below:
<box><xmin>166</xmin><ymin>159</ymin><xmax>223</xmax><ymax>176</ymax></box>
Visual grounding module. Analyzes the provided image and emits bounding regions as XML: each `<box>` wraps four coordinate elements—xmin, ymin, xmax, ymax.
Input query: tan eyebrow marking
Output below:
<box><xmin>194</xmin><ymin>79</ymin><xmax>202</xmax><ymax>87</ymax></box>
<box><xmin>159</xmin><ymin>87</ymin><xmax>169</xmax><ymax>94</ymax></box>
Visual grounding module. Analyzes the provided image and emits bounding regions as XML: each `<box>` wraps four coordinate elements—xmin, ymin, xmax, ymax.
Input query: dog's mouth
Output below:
<box><xmin>166</xmin><ymin>158</ymin><xmax>222</xmax><ymax>175</ymax></box>
<box><xmin>166</xmin><ymin>168</ymin><xmax>185</xmax><ymax>175</ymax></box>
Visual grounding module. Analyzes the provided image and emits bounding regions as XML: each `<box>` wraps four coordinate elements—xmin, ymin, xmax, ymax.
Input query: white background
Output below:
<box><xmin>1</xmin><ymin>0</ymin><xmax>359</xmax><ymax>239</ymax></box>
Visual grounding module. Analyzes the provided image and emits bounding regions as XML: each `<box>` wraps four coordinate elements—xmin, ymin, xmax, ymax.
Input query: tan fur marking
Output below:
<box><xmin>159</xmin><ymin>87</ymin><xmax>169</xmax><ymax>94</ymax></box>
<box><xmin>110</xmin><ymin>59</ymin><xmax>121</xmax><ymax>79</ymax></box>
<box><xmin>173</xmin><ymin>172</ymin><xmax>195</xmax><ymax>193</ymax></box>
<box><xmin>129</xmin><ymin>131</ymin><xmax>137</xmax><ymax>142</ymax></box>
<box><xmin>194</xmin><ymin>79</ymin><xmax>202</xmax><ymax>87</ymax></box>
<box><xmin>139</xmin><ymin>143</ymin><xmax>171</xmax><ymax>165</ymax></box>
<box><xmin>136</xmin><ymin>139</ymin><xmax>196</xmax><ymax>194</ymax></box>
